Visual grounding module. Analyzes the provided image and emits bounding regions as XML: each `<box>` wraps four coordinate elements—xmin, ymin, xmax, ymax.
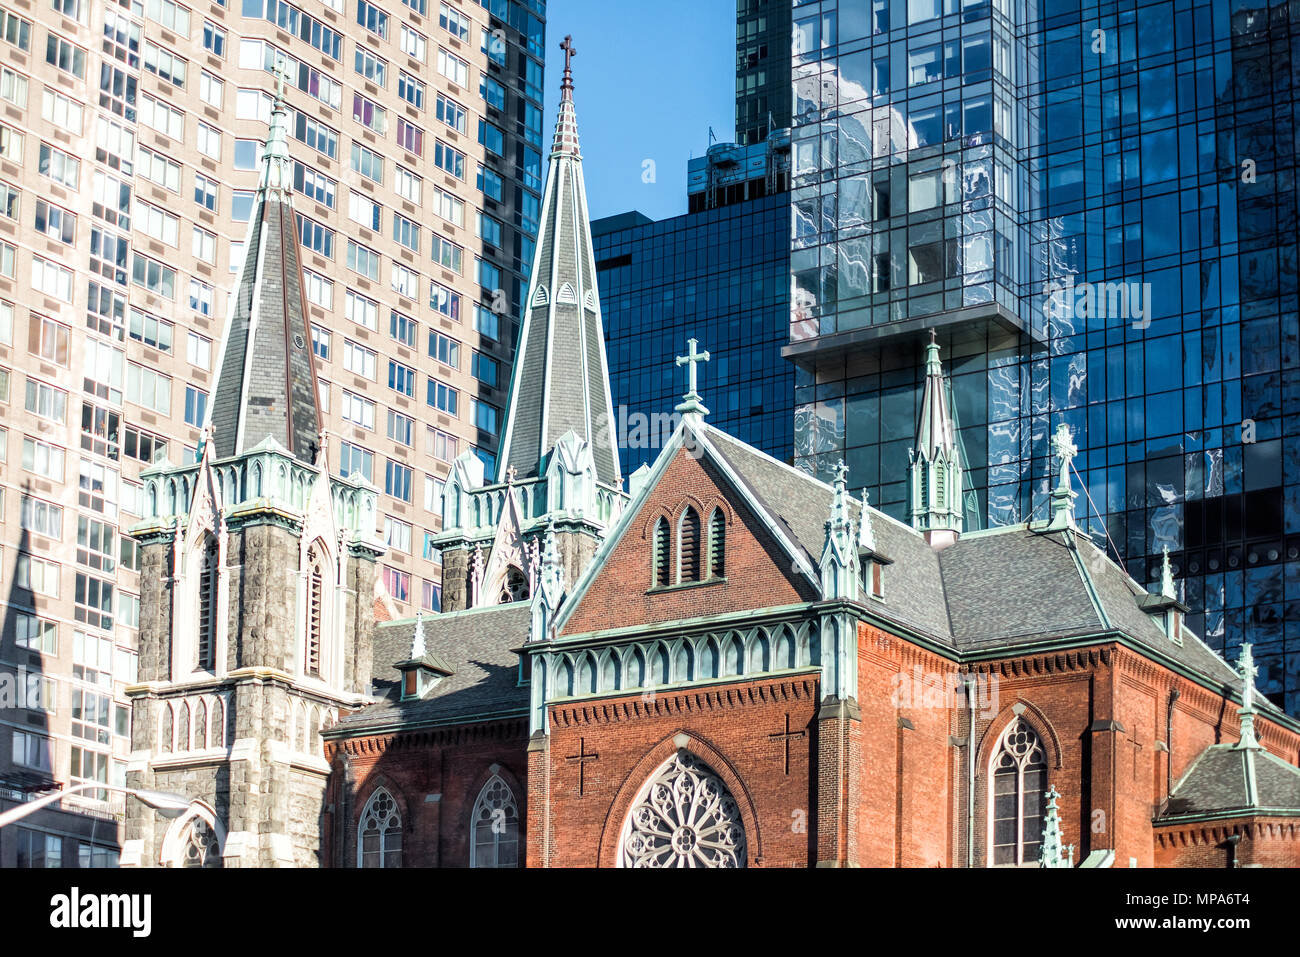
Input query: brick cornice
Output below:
<box><xmin>549</xmin><ymin>674</ymin><xmax>818</xmax><ymax>730</ymax></box>
<box><xmin>327</xmin><ymin>717</ymin><xmax>527</xmax><ymax>757</ymax></box>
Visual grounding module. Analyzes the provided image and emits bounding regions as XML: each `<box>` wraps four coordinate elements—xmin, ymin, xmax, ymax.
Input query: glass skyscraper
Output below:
<box><xmin>594</xmin><ymin>139</ymin><xmax>793</xmax><ymax>474</ymax></box>
<box><xmin>786</xmin><ymin>0</ymin><xmax>1300</xmax><ymax>711</ymax></box>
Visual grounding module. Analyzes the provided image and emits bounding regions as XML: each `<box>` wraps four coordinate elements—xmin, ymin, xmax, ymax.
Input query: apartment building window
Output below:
<box><xmin>294</xmin><ymin>163</ymin><xmax>336</xmax><ymax>208</ymax></box>
<box><xmin>471</xmin><ymin>351</ymin><xmax>500</xmax><ymax>388</ymax></box>
<box><xmin>192</xmin><ymin>226</ymin><xmax>217</xmax><ymax>264</ymax></box>
<box><xmin>348</xmin><ymin>241</ymin><xmax>381</xmax><ymax>281</ymax></box>
<box><xmin>384</xmin><ymin>516</ymin><xmax>412</xmax><ymax>553</ymax></box>
<box><xmin>22</xmin><ymin>436</ymin><xmax>64</xmax><ymax>481</ymax></box>
<box><xmin>478</xmin><ymin>213</ymin><xmax>503</xmax><ymax>249</ymax></box>
<box><xmin>346</xmin><ymin>289</ymin><xmax>379</xmax><ymax>331</ymax></box>
<box><xmin>429</xmin><ymin>331</ymin><xmax>460</xmax><ymax>368</ymax></box>
<box><xmin>20</xmin><ymin>497</ymin><xmax>63</xmax><ymax>540</ymax></box>
<box><xmin>294</xmin><ymin>111</ymin><xmax>339</xmax><ymax>160</ymax></box>
<box><xmin>25</xmin><ymin>378</ymin><xmax>67</xmax><ymax>424</ymax></box>
<box><xmin>437</xmin><ymin>48</ymin><xmax>470</xmax><ymax>87</ymax></box>
<box><xmin>404</xmin><ymin>27</ymin><xmax>429</xmax><ymax>63</ymax></box>
<box><xmin>17</xmin><ymin>553</ymin><xmax>61</xmax><ymax>598</ymax></box>
<box><xmin>126</xmin><ymin>362</ymin><xmax>171</xmax><ymax>415</ymax></box>
<box><xmin>76</xmin><ymin>517</ymin><xmax>116</xmax><ymax>575</ymax></box>
<box><xmin>348</xmin><ymin>190</ymin><xmax>381</xmax><ymax>230</ymax></box>
<box><xmin>385</xmin><ymin>461</ymin><xmax>413</xmax><ymax>502</ymax></box>
<box><xmin>432</xmin><ymin>236</ymin><xmax>464</xmax><ymax>275</ymax></box>
<box><xmin>12</xmin><ymin>731</ymin><xmax>53</xmax><ymax>773</ymax></box>
<box><xmin>429</xmin><ymin>282</ymin><xmax>461</xmax><ymax>321</ymax></box>
<box><xmin>139</xmin><ymin>92</ymin><xmax>184</xmax><ymax>140</ymax></box>
<box><xmin>145</xmin><ymin>0</ymin><xmax>191</xmax><ymax>36</ymax></box>
<box><xmin>478</xmin><ymin>120</ymin><xmax>504</xmax><ymax>157</ymax></box>
<box><xmin>390</xmin><ymin>311</ymin><xmax>417</xmax><ymax>348</ymax></box>
<box><xmin>391</xmin><ymin>263</ymin><xmax>420</xmax><ymax>300</ymax></box>
<box><xmin>0</xmin><ymin>11</ymin><xmax>31</xmax><ymax>51</ymax></box>
<box><xmin>0</xmin><ymin>121</ymin><xmax>22</xmax><ymax>163</ymax></box>
<box><xmin>203</xmin><ymin>20</ymin><xmax>226</xmax><ymax>57</ymax></box>
<box><xmin>15</xmin><ymin>827</ymin><xmax>63</xmax><ymax>868</ymax></box>
<box><xmin>311</xmin><ymin>325</ymin><xmax>331</xmax><ymax>361</ymax></box>
<box><xmin>298</xmin><ymin>214</ymin><xmax>335</xmax><ymax>258</ymax></box>
<box><xmin>32</xmin><ymin>256</ymin><xmax>74</xmax><ymax>302</ymax></box>
<box><xmin>355</xmin><ymin>48</ymin><xmax>387</xmax><ymax>86</ymax></box>
<box><xmin>477</xmin><ymin>165</ymin><xmax>504</xmax><ymax>201</ymax></box>
<box><xmin>189</xmin><ymin>279</ymin><xmax>214</xmax><ymax>316</ymax></box>
<box><xmin>303</xmin><ymin>270</ymin><xmax>334</xmax><ymax>309</ymax></box>
<box><xmin>338</xmin><ymin>441</ymin><xmax>374</xmax><ymax>482</ymax></box>
<box><xmin>393</xmin><ymin>215</ymin><xmax>421</xmax><ymax>254</ymax></box>
<box><xmin>343</xmin><ymin>340</ymin><xmax>377</xmax><ymax>380</ymax></box>
<box><xmin>139</xmin><ymin>147</ymin><xmax>180</xmax><ymax>192</ymax></box>
<box><xmin>0</xmin><ymin>66</ymin><xmax>27</xmax><ymax>108</ymax></box>
<box><xmin>129</xmin><ymin>311</ymin><xmax>172</xmax><ymax>354</ymax></box>
<box><xmin>383</xmin><ymin>566</ymin><xmax>410</xmax><ymax>603</ymax></box>
<box><xmin>28</xmin><ymin>315</ymin><xmax>71</xmax><ymax>366</ymax></box>
<box><xmin>387</xmin><ymin>409</ymin><xmax>414</xmax><ymax>447</ymax></box>
<box><xmin>42</xmin><ymin>89</ymin><xmax>84</xmax><ymax>135</ymax></box>
<box><xmin>474</xmin><ymin>304</ymin><xmax>500</xmax><ymax>341</ymax></box>
<box><xmin>397</xmin><ymin>120</ymin><xmax>424</xmax><ymax>157</ymax></box>
<box><xmin>434</xmin><ymin>140</ymin><xmax>463</xmax><ymax>177</ymax></box>
<box><xmin>427</xmin><ymin>379</ymin><xmax>458</xmax><ymax>416</ymax></box>
<box><xmin>389</xmin><ymin>360</ymin><xmax>416</xmax><ymax>398</ymax></box>
<box><xmin>395</xmin><ymin>167</ymin><xmax>422</xmax><ymax>205</ymax></box>
<box><xmin>232</xmin><ymin>189</ymin><xmax>255</xmax><ymax>221</ymax></box>
<box><xmin>143</xmin><ymin>40</ymin><xmax>186</xmax><ymax>87</ymax></box>
<box><xmin>131</xmin><ymin>254</ymin><xmax>176</xmax><ymax>300</ymax></box>
<box><xmin>194</xmin><ymin>173</ymin><xmax>218</xmax><ymax>211</ymax></box>
<box><xmin>39</xmin><ymin>143</ymin><xmax>78</xmax><ymax>187</ymax></box>
<box><xmin>341</xmin><ymin>390</ymin><xmax>375</xmax><ymax>430</ymax></box>
<box><xmin>350</xmin><ymin>143</ymin><xmax>383</xmax><ymax>183</ymax></box>
<box><xmin>184</xmin><ymin>387</ymin><xmax>207</xmax><ymax>428</ymax></box>
<box><xmin>137</xmin><ymin>201</ymin><xmax>179</xmax><ymax>246</ymax></box>
<box><xmin>16</xmin><ymin>613</ymin><xmax>58</xmax><ymax>654</ymax></box>
<box><xmin>472</xmin><ymin>399</ymin><xmax>499</xmax><ymax>436</ymax></box>
<box><xmin>403</xmin><ymin>0</ymin><xmax>427</xmax><ymax>14</ymax></box>
<box><xmin>352</xmin><ymin>93</ymin><xmax>387</xmax><ymax>134</ymax></box>
<box><xmin>357</xmin><ymin>0</ymin><xmax>388</xmax><ymax>38</ymax></box>
<box><xmin>400</xmin><ymin>72</ymin><xmax>427</xmax><ymax>110</ymax></box>
<box><xmin>433</xmin><ymin>187</ymin><xmax>465</xmax><ymax>226</ymax></box>
<box><xmin>46</xmin><ymin>33</ymin><xmax>86</xmax><ymax>79</ymax></box>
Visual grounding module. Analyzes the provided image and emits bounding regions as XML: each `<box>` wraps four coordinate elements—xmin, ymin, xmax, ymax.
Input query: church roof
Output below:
<box><xmin>496</xmin><ymin>39</ymin><xmax>621</xmax><ymax>488</ymax></box>
<box><xmin>207</xmin><ymin>77</ymin><xmax>321</xmax><ymax>464</ymax></box>
<box><xmin>332</xmin><ymin>604</ymin><xmax>532</xmax><ymax>733</ymax></box>
<box><xmin>1160</xmin><ymin>744</ymin><xmax>1300</xmax><ymax>820</ymax></box>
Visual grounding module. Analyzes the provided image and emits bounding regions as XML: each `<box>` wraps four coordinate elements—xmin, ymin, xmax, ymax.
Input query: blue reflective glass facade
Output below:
<box><xmin>594</xmin><ymin>192</ymin><xmax>794</xmax><ymax>473</ymax></box>
<box><xmin>789</xmin><ymin>0</ymin><xmax>1300</xmax><ymax>711</ymax></box>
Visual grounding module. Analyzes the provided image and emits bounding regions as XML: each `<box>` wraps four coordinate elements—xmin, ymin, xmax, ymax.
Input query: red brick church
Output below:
<box><xmin>317</xmin><ymin>55</ymin><xmax>1300</xmax><ymax>868</ymax></box>
<box><xmin>124</xmin><ymin>46</ymin><xmax>1300</xmax><ymax>869</ymax></box>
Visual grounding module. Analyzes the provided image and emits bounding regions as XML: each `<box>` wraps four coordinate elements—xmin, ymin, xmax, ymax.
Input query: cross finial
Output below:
<box><xmin>1045</xmin><ymin>422</ymin><xmax>1078</xmax><ymax>532</ymax></box>
<box><xmin>273</xmin><ymin>53</ymin><xmax>291</xmax><ymax>104</ymax></box>
<box><xmin>674</xmin><ymin>338</ymin><xmax>711</xmax><ymax>417</ymax></box>
<box><xmin>1051</xmin><ymin>422</ymin><xmax>1077</xmax><ymax>488</ymax></box>
<box><xmin>833</xmin><ymin>460</ymin><xmax>849</xmax><ymax>488</ymax></box>
<box><xmin>1237</xmin><ymin>642</ymin><xmax>1261</xmax><ymax>750</ymax></box>
<box><xmin>560</xmin><ymin>35</ymin><xmax>577</xmax><ymax>91</ymax></box>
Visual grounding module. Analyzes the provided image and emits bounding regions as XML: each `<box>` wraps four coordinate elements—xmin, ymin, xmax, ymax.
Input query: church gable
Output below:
<box><xmin>559</xmin><ymin>443</ymin><xmax>819</xmax><ymax>637</ymax></box>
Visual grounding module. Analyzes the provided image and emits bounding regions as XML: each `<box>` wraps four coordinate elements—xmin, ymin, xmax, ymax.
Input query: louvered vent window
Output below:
<box><xmin>709</xmin><ymin>508</ymin><xmax>725</xmax><ymax>578</ymax></box>
<box><xmin>678</xmin><ymin>507</ymin><xmax>701</xmax><ymax>583</ymax></box>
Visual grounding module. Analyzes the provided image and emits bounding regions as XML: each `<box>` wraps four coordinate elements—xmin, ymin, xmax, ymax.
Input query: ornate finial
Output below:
<box><xmin>832</xmin><ymin>460</ymin><xmax>849</xmax><ymax>489</ymax></box>
<box><xmin>505</xmin><ymin>464</ymin><xmax>518</xmax><ymax>486</ymax></box>
<box><xmin>560</xmin><ymin>34</ymin><xmax>577</xmax><ymax>93</ymax></box>
<box><xmin>929</xmin><ymin>327</ymin><xmax>938</xmax><ymax>345</ymax></box>
<box><xmin>858</xmin><ymin>489</ymin><xmax>876</xmax><ymax>552</ymax></box>
<box><xmin>1038</xmin><ymin>785</ymin><xmax>1073</xmax><ymax>868</ymax></box>
<box><xmin>411</xmin><ymin>611</ymin><xmax>427</xmax><ymax>660</ymax></box>
<box><xmin>1236</xmin><ymin>643</ymin><xmax>1261</xmax><ymax>750</ymax></box>
<box><xmin>1046</xmin><ymin>422</ymin><xmax>1078</xmax><ymax>532</ymax></box>
<box><xmin>674</xmin><ymin>338</ymin><xmax>711</xmax><ymax>417</ymax></box>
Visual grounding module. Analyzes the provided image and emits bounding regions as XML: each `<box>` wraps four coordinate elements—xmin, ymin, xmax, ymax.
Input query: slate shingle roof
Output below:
<box><xmin>332</xmin><ymin>604</ymin><xmax>531</xmax><ymax>733</ymax></box>
<box><xmin>1161</xmin><ymin>745</ymin><xmax>1300</xmax><ymax>819</ymax></box>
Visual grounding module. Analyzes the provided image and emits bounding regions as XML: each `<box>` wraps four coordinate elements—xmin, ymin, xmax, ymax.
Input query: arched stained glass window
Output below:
<box><xmin>471</xmin><ymin>775</ymin><xmax>519</xmax><ymax>868</ymax></box>
<box><xmin>990</xmin><ymin>719</ymin><xmax>1048</xmax><ymax>866</ymax></box>
<box><xmin>358</xmin><ymin>788</ymin><xmax>402</xmax><ymax>868</ymax></box>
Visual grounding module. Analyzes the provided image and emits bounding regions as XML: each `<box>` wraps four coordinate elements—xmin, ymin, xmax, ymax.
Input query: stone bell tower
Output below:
<box><xmin>122</xmin><ymin>72</ymin><xmax>384</xmax><ymax>868</ymax></box>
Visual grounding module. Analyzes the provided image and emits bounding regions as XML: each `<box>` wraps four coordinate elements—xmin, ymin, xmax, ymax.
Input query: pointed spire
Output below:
<box><xmin>498</xmin><ymin>36</ymin><xmax>620</xmax><ymax>488</ymax></box>
<box><xmin>206</xmin><ymin>54</ymin><xmax>320</xmax><ymax>465</ymax></box>
<box><xmin>1046</xmin><ymin>422</ymin><xmax>1079</xmax><ymax>532</ymax></box>
<box><xmin>410</xmin><ymin>611</ymin><xmax>427</xmax><ymax>660</ymax></box>
<box><xmin>260</xmin><ymin>57</ymin><xmax>294</xmax><ymax>197</ymax></box>
<box><xmin>1038</xmin><ymin>785</ymin><xmax>1074</xmax><ymax>868</ymax></box>
<box><xmin>858</xmin><ymin>489</ymin><xmax>876</xmax><ymax>552</ymax></box>
<box><xmin>1236</xmin><ymin>643</ymin><xmax>1262</xmax><ymax>751</ymax></box>
<box><xmin>909</xmin><ymin>331</ymin><xmax>964</xmax><ymax>548</ymax></box>
<box><xmin>820</xmin><ymin>461</ymin><xmax>859</xmax><ymax>599</ymax></box>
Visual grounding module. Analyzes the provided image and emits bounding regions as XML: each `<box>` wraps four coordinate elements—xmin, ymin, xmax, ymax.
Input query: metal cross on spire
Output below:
<box><xmin>1046</xmin><ymin>422</ymin><xmax>1078</xmax><ymax>532</ymax></box>
<box><xmin>674</xmin><ymin>338</ymin><xmax>711</xmax><ymax>417</ymax></box>
<box><xmin>560</xmin><ymin>34</ymin><xmax>577</xmax><ymax>91</ymax></box>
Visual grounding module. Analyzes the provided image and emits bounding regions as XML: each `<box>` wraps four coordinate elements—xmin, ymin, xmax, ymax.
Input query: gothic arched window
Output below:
<box><xmin>990</xmin><ymin>719</ymin><xmax>1048</xmax><ymax>866</ymax></box>
<box><xmin>358</xmin><ymin>788</ymin><xmax>402</xmax><ymax>868</ymax></box>
<box><xmin>193</xmin><ymin>699</ymin><xmax>207</xmax><ymax>750</ymax></box>
<box><xmin>677</xmin><ymin>506</ymin><xmax>701</xmax><ymax>583</ymax></box>
<box><xmin>471</xmin><ymin>775</ymin><xmax>520</xmax><ymax>868</ymax></box>
<box><xmin>501</xmin><ymin>566</ymin><xmax>529</xmax><ymax>603</ymax></box>
<box><xmin>179</xmin><ymin>817</ymin><xmax>221</xmax><ymax>868</ymax></box>
<box><xmin>306</xmin><ymin>544</ymin><xmax>324</xmax><ymax>678</ymax></box>
<box><xmin>708</xmin><ymin>508</ymin><xmax>726</xmax><ymax>579</ymax></box>
<box><xmin>211</xmin><ymin>697</ymin><xmax>226</xmax><ymax>749</ymax></box>
<box><xmin>196</xmin><ymin>534</ymin><xmax>219</xmax><ymax>671</ymax></box>
<box><xmin>652</xmin><ymin>517</ymin><xmax>671</xmax><ymax>588</ymax></box>
<box><xmin>619</xmin><ymin>751</ymin><xmax>746</xmax><ymax>867</ymax></box>
<box><xmin>161</xmin><ymin>703</ymin><xmax>174</xmax><ymax>754</ymax></box>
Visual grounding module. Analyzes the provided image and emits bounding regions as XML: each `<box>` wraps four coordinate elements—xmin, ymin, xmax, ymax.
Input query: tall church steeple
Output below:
<box><xmin>207</xmin><ymin>64</ymin><xmax>322</xmax><ymax>464</ymax></box>
<box><xmin>497</xmin><ymin>34</ymin><xmax>621</xmax><ymax>488</ymax></box>
<box><xmin>124</xmin><ymin>68</ymin><xmax>383</xmax><ymax>867</ymax></box>
<box><xmin>909</xmin><ymin>331</ymin><xmax>964</xmax><ymax>549</ymax></box>
<box><xmin>436</xmin><ymin>36</ymin><xmax>627</xmax><ymax>615</ymax></box>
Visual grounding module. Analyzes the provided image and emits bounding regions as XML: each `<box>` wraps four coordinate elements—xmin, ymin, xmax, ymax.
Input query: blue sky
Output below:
<box><xmin>541</xmin><ymin>0</ymin><xmax>736</xmax><ymax>223</ymax></box>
